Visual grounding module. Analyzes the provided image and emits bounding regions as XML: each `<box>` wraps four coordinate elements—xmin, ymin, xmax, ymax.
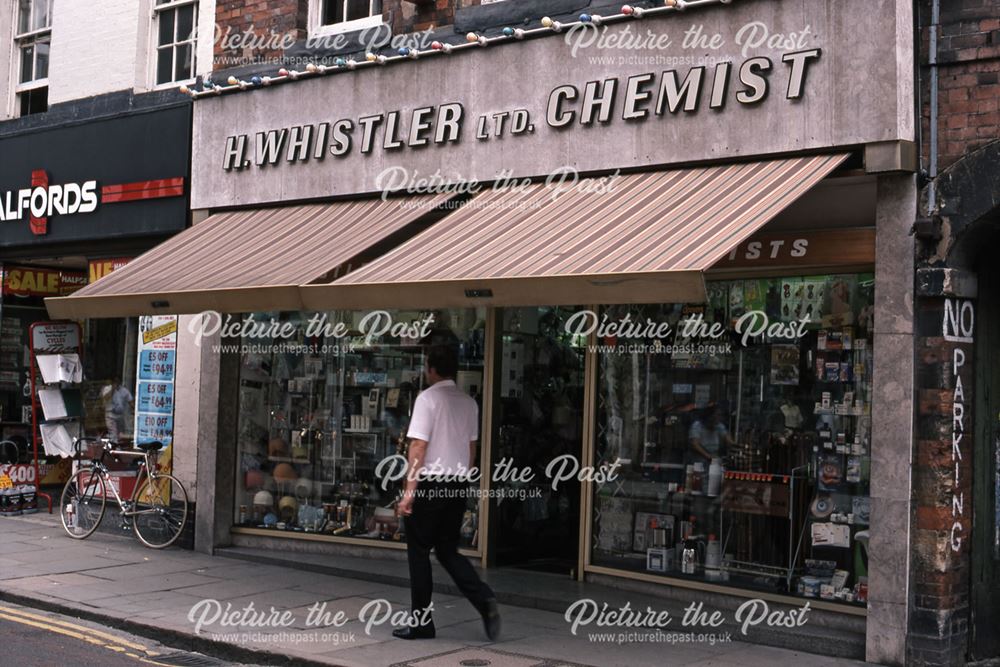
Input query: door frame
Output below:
<box><xmin>480</xmin><ymin>306</ymin><xmax>595</xmax><ymax>573</ymax></box>
<box><xmin>972</xmin><ymin>259</ymin><xmax>1000</xmax><ymax>659</ymax></box>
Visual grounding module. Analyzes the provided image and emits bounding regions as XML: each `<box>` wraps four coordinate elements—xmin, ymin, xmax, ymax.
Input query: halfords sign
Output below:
<box><xmin>0</xmin><ymin>170</ymin><xmax>99</xmax><ymax>234</ymax></box>
<box><xmin>192</xmin><ymin>0</ymin><xmax>913</xmax><ymax>209</ymax></box>
<box><xmin>0</xmin><ymin>169</ymin><xmax>183</xmax><ymax>236</ymax></box>
<box><xmin>0</xmin><ymin>105</ymin><xmax>191</xmax><ymax>248</ymax></box>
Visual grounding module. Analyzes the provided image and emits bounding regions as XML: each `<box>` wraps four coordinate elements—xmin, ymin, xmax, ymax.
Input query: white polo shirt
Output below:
<box><xmin>407</xmin><ymin>379</ymin><xmax>478</xmax><ymax>478</ymax></box>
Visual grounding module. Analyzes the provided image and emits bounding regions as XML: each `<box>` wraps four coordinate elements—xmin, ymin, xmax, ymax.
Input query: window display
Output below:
<box><xmin>590</xmin><ymin>274</ymin><xmax>874</xmax><ymax>606</ymax></box>
<box><xmin>233</xmin><ymin>309</ymin><xmax>486</xmax><ymax>548</ymax></box>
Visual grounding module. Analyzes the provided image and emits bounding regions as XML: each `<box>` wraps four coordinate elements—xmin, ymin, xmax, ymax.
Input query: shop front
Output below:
<box><xmin>0</xmin><ymin>106</ymin><xmax>190</xmax><ymax>505</ymax></box>
<box><xmin>46</xmin><ymin>0</ymin><xmax>917</xmax><ymax>662</ymax></box>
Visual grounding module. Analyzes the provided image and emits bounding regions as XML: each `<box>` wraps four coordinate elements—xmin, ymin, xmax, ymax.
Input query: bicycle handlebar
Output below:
<box><xmin>73</xmin><ymin>436</ymin><xmax>117</xmax><ymax>461</ymax></box>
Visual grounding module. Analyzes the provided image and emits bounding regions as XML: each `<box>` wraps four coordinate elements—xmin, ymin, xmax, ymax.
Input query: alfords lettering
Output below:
<box><xmin>221</xmin><ymin>49</ymin><xmax>819</xmax><ymax>173</ymax></box>
<box><xmin>0</xmin><ymin>170</ymin><xmax>98</xmax><ymax>234</ymax></box>
<box><xmin>0</xmin><ymin>170</ymin><xmax>185</xmax><ymax>236</ymax></box>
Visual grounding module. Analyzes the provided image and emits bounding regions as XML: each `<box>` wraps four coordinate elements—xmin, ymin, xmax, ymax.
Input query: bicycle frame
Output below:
<box><xmin>79</xmin><ymin>448</ymin><xmax>165</xmax><ymax>518</ymax></box>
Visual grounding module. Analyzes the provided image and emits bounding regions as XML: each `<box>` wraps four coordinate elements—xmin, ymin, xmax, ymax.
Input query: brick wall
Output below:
<box><xmin>215</xmin><ymin>0</ymin><xmax>310</xmax><ymax>65</ymax></box>
<box><xmin>389</xmin><ymin>0</ymin><xmax>479</xmax><ymax>34</ymax></box>
<box><xmin>920</xmin><ymin>0</ymin><xmax>1000</xmax><ymax>171</ymax></box>
<box><xmin>908</xmin><ymin>299</ymin><xmax>976</xmax><ymax>666</ymax></box>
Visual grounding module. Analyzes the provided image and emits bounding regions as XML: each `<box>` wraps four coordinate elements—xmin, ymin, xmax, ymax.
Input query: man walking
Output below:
<box><xmin>393</xmin><ymin>345</ymin><xmax>501</xmax><ymax>641</ymax></box>
<box><xmin>101</xmin><ymin>376</ymin><xmax>133</xmax><ymax>443</ymax></box>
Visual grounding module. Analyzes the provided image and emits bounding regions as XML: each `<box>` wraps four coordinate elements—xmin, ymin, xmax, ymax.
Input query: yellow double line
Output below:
<box><xmin>0</xmin><ymin>603</ymin><xmax>168</xmax><ymax>665</ymax></box>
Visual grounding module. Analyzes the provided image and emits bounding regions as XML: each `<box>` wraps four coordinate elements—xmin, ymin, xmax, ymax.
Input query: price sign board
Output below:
<box><xmin>133</xmin><ymin>316</ymin><xmax>178</xmax><ymax>472</ymax></box>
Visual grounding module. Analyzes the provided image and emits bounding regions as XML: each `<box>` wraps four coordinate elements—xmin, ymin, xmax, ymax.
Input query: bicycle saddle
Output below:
<box><xmin>136</xmin><ymin>441</ymin><xmax>164</xmax><ymax>452</ymax></box>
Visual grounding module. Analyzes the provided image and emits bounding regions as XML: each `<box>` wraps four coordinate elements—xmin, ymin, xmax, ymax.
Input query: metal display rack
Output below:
<box><xmin>29</xmin><ymin>321</ymin><xmax>84</xmax><ymax>513</ymax></box>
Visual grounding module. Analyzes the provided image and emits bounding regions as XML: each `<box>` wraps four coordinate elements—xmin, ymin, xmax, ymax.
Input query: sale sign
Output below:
<box><xmin>134</xmin><ymin>315</ymin><xmax>178</xmax><ymax>473</ymax></box>
<box><xmin>0</xmin><ymin>460</ymin><xmax>71</xmax><ymax>486</ymax></box>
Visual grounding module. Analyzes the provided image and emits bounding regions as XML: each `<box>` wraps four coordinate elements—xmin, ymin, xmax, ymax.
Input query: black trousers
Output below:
<box><xmin>404</xmin><ymin>483</ymin><xmax>494</xmax><ymax>620</ymax></box>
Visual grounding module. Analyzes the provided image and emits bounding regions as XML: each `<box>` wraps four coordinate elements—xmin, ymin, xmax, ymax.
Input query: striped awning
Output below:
<box><xmin>44</xmin><ymin>194</ymin><xmax>455</xmax><ymax>319</ymax></box>
<box><xmin>301</xmin><ymin>154</ymin><xmax>849</xmax><ymax>310</ymax></box>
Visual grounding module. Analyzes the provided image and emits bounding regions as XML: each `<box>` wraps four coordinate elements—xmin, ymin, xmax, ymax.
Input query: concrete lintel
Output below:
<box><xmin>865</xmin><ymin>141</ymin><xmax>918</xmax><ymax>174</ymax></box>
<box><xmin>916</xmin><ymin>267</ymin><xmax>978</xmax><ymax>299</ymax></box>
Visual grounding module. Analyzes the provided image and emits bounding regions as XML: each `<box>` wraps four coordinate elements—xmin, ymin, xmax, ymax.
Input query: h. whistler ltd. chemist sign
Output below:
<box><xmin>192</xmin><ymin>0</ymin><xmax>912</xmax><ymax>209</ymax></box>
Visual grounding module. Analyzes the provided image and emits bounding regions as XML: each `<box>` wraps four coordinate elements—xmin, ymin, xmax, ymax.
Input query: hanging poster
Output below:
<box><xmin>133</xmin><ymin>316</ymin><xmax>178</xmax><ymax>473</ymax></box>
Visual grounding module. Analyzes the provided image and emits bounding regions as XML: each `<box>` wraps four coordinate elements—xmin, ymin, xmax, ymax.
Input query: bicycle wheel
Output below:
<box><xmin>60</xmin><ymin>468</ymin><xmax>107</xmax><ymax>539</ymax></box>
<box><xmin>131</xmin><ymin>473</ymin><xmax>188</xmax><ymax>549</ymax></box>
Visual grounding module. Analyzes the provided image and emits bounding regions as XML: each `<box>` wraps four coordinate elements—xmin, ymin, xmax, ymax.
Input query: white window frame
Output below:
<box><xmin>308</xmin><ymin>0</ymin><xmax>384</xmax><ymax>38</ymax></box>
<box><xmin>12</xmin><ymin>0</ymin><xmax>53</xmax><ymax>116</ymax></box>
<box><xmin>151</xmin><ymin>0</ymin><xmax>198</xmax><ymax>89</ymax></box>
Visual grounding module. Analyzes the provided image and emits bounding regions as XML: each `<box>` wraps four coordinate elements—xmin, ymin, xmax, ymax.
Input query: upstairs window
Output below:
<box><xmin>314</xmin><ymin>0</ymin><xmax>383</xmax><ymax>34</ymax></box>
<box><xmin>14</xmin><ymin>0</ymin><xmax>53</xmax><ymax>116</ymax></box>
<box><xmin>154</xmin><ymin>0</ymin><xmax>197</xmax><ymax>85</ymax></box>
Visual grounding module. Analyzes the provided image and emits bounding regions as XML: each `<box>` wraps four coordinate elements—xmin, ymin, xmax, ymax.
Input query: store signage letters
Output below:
<box><xmin>2</xmin><ymin>267</ymin><xmax>87</xmax><ymax>297</ymax></box>
<box><xmin>0</xmin><ymin>170</ymin><xmax>185</xmax><ymax>235</ymax></box>
<box><xmin>715</xmin><ymin>230</ymin><xmax>877</xmax><ymax>270</ymax></box>
<box><xmin>0</xmin><ymin>170</ymin><xmax>98</xmax><ymax>234</ymax></box>
<box><xmin>193</xmin><ymin>1</ymin><xmax>910</xmax><ymax>209</ymax></box>
<box><xmin>222</xmin><ymin>49</ymin><xmax>820</xmax><ymax>170</ymax></box>
<box><xmin>89</xmin><ymin>257</ymin><xmax>132</xmax><ymax>283</ymax></box>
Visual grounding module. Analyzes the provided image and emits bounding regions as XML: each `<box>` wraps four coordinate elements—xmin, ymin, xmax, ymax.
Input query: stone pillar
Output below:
<box><xmin>907</xmin><ymin>268</ymin><xmax>977</xmax><ymax>666</ymax></box>
<box><xmin>172</xmin><ymin>209</ymin><xmax>236</xmax><ymax>555</ymax></box>
<box><xmin>178</xmin><ymin>311</ymin><xmax>227</xmax><ymax>555</ymax></box>
<box><xmin>866</xmin><ymin>173</ymin><xmax>917</xmax><ymax>665</ymax></box>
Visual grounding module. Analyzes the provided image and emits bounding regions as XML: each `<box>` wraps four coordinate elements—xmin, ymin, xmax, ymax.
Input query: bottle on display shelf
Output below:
<box><xmin>707</xmin><ymin>458</ymin><xmax>723</xmax><ymax>497</ymax></box>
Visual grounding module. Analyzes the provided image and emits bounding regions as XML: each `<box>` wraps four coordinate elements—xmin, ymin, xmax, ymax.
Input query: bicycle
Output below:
<box><xmin>59</xmin><ymin>437</ymin><xmax>189</xmax><ymax>549</ymax></box>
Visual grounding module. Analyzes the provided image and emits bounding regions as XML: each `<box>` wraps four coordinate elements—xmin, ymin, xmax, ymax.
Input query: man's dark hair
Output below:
<box><xmin>427</xmin><ymin>345</ymin><xmax>459</xmax><ymax>379</ymax></box>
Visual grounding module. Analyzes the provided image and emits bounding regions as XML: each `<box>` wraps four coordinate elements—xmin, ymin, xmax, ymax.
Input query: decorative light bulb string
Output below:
<box><xmin>181</xmin><ymin>0</ymin><xmax>732</xmax><ymax>98</ymax></box>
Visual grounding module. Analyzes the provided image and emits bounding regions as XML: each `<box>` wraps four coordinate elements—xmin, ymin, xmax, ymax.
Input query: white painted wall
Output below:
<box><xmin>194</xmin><ymin>0</ymin><xmax>216</xmax><ymax>83</ymax></box>
<box><xmin>10</xmin><ymin>0</ymin><xmax>215</xmax><ymax>108</ymax></box>
<box><xmin>47</xmin><ymin>0</ymin><xmax>144</xmax><ymax>104</ymax></box>
<box><xmin>0</xmin><ymin>2</ymin><xmax>11</xmax><ymax>119</ymax></box>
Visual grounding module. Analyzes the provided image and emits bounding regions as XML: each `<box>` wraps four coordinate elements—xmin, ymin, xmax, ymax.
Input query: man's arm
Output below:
<box><xmin>690</xmin><ymin>438</ymin><xmax>713</xmax><ymax>461</ymax></box>
<box><xmin>398</xmin><ymin>438</ymin><xmax>427</xmax><ymax>516</ymax></box>
<box><xmin>469</xmin><ymin>441</ymin><xmax>477</xmax><ymax>471</ymax></box>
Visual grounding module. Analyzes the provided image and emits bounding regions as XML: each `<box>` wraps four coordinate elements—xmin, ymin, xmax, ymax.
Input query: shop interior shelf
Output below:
<box><xmin>267</xmin><ymin>456</ymin><xmax>312</xmax><ymax>464</ymax></box>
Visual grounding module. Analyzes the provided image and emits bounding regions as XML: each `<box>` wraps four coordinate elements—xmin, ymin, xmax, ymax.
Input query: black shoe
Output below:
<box><xmin>481</xmin><ymin>598</ymin><xmax>501</xmax><ymax>641</ymax></box>
<box><xmin>392</xmin><ymin>625</ymin><xmax>436</xmax><ymax>640</ymax></box>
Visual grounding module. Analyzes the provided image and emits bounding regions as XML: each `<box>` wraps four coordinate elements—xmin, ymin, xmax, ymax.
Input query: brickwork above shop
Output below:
<box><xmin>215</xmin><ymin>0</ymin><xmax>309</xmax><ymax>62</ymax></box>
<box><xmin>920</xmin><ymin>0</ymin><xmax>1000</xmax><ymax>170</ymax></box>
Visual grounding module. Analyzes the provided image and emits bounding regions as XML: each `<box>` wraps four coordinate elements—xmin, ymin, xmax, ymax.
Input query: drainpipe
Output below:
<box><xmin>927</xmin><ymin>0</ymin><xmax>940</xmax><ymax>214</ymax></box>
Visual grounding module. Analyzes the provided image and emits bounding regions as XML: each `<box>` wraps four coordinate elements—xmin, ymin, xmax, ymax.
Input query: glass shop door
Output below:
<box><xmin>488</xmin><ymin>307</ymin><xmax>587</xmax><ymax>575</ymax></box>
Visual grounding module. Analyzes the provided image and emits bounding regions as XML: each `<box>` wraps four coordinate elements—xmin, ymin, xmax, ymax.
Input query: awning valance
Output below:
<box><xmin>300</xmin><ymin>153</ymin><xmax>850</xmax><ymax>310</ymax></box>
<box><xmin>44</xmin><ymin>194</ymin><xmax>455</xmax><ymax>319</ymax></box>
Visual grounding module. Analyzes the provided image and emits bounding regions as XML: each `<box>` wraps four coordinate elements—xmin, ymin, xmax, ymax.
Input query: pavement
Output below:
<box><xmin>0</xmin><ymin>512</ymin><xmax>871</xmax><ymax>667</ymax></box>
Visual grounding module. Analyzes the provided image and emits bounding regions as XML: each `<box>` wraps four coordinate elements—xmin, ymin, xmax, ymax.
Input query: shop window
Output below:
<box><xmin>313</xmin><ymin>0</ymin><xmax>383</xmax><ymax>34</ymax></box>
<box><xmin>154</xmin><ymin>0</ymin><xmax>197</xmax><ymax>86</ymax></box>
<box><xmin>13</xmin><ymin>0</ymin><xmax>52</xmax><ymax>117</ymax></box>
<box><xmin>233</xmin><ymin>309</ymin><xmax>486</xmax><ymax>549</ymax></box>
<box><xmin>590</xmin><ymin>274</ymin><xmax>875</xmax><ymax>607</ymax></box>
